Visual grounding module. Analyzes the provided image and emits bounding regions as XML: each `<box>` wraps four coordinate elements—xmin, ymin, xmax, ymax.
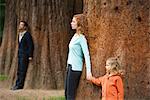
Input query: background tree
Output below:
<box><xmin>0</xmin><ymin>0</ymin><xmax>83</xmax><ymax>89</ymax></box>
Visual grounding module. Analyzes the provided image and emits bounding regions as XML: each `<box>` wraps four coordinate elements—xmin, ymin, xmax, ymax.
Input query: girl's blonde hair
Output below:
<box><xmin>106</xmin><ymin>57</ymin><xmax>124</xmax><ymax>76</ymax></box>
<box><xmin>73</xmin><ymin>14</ymin><xmax>87</xmax><ymax>34</ymax></box>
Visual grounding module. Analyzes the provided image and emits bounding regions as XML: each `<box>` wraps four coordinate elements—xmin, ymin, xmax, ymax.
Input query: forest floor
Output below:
<box><xmin>0</xmin><ymin>82</ymin><xmax>64</xmax><ymax>100</ymax></box>
<box><xmin>0</xmin><ymin>89</ymin><xmax>64</xmax><ymax>100</ymax></box>
<box><xmin>0</xmin><ymin>75</ymin><xmax>65</xmax><ymax>100</ymax></box>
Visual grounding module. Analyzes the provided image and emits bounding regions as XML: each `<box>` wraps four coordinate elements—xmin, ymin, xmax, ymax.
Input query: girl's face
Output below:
<box><xmin>71</xmin><ymin>17</ymin><xmax>78</xmax><ymax>29</ymax></box>
<box><xmin>105</xmin><ymin>61</ymin><xmax>112</xmax><ymax>71</ymax></box>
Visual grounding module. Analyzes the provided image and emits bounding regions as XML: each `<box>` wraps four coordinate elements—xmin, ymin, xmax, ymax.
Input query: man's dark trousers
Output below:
<box><xmin>16</xmin><ymin>55</ymin><xmax>29</xmax><ymax>88</ymax></box>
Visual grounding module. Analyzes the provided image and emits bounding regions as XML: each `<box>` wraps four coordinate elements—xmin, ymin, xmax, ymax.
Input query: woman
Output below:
<box><xmin>65</xmin><ymin>14</ymin><xmax>92</xmax><ymax>100</ymax></box>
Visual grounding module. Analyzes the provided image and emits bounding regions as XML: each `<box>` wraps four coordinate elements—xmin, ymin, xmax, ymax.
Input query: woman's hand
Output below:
<box><xmin>86</xmin><ymin>72</ymin><xmax>92</xmax><ymax>81</ymax></box>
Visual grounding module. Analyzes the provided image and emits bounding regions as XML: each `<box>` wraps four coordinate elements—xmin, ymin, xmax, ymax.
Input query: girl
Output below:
<box><xmin>90</xmin><ymin>57</ymin><xmax>124</xmax><ymax>100</ymax></box>
<box><xmin>65</xmin><ymin>14</ymin><xmax>92</xmax><ymax>100</ymax></box>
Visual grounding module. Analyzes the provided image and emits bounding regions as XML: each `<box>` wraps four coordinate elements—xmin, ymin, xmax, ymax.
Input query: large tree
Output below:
<box><xmin>76</xmin><ymin>0</ymin><xmax>150</xmax><ymax>99</ymax></box>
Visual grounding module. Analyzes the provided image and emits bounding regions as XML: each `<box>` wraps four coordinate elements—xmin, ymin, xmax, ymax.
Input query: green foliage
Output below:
<box><xmin>0</xmin><ymin>0</ymin><xmax>5</xmax><ymax>3</ymax></box>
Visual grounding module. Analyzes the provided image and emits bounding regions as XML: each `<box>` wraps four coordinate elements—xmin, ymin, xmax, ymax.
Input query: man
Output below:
<box><xmin>11</xmin><ymin>21</ymin><xmax>34</xmax><ymax>90</ymax></box>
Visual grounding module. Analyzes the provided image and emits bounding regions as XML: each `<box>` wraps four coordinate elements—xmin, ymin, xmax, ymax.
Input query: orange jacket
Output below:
<box><xmin>91</xmin><ymin>75</ymin><xmax>124</xmax><ymax>100</ymax></box>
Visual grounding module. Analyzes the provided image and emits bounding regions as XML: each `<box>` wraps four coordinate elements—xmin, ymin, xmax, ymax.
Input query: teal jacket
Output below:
<box><xmin>67</xmin><ymin>34</ymin><xmax>91</xmax><ymax>74</ymax></box>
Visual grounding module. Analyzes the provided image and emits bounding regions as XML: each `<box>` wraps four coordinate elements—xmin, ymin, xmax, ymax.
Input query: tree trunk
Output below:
<box><xmin>76</xmin><ymin>0</ymin><xmax>150</xmax><ymax>99</ymax></box>
<box><xmin>0</xmin><ymin>0</ymin><xmax>17</xmax><ymax>76</ymax></box>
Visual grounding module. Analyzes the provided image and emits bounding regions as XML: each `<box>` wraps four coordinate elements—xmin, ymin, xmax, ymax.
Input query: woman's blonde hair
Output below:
<box><xmin>73</xmin><ymin>14</ymin><xmax>87</xmax><ymax>34</ymax></box>
<box><xmin>106</xmin><ymin>57</ymin><xmax>124</xmax><ymax>76</ymax></box>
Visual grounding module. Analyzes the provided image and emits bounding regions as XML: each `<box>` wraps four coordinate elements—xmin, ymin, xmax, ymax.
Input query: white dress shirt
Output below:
<box><xmin>19</xmin><ymin>31</ymin><xmax>27</xmax><ymax>42</ymax></box>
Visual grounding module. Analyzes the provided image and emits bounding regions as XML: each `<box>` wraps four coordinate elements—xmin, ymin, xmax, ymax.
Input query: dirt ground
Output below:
<box><xmin>0</xmin><ymin>81</ymin><xmax>64</xmax><ymax>100</ymax></box>
<box><xmin>0</xmin><ymin>89</ymin><xmax>64</xmax><ymax>100</ymax></box>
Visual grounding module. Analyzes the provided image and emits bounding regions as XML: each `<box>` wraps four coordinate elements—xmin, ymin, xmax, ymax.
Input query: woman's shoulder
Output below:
<box><xmin>78</xmin><ymin>33</ymin><xmax>84</xmax><ymax>37</ymax></box>
<box><xmin>79</xmin><ymin>34</ymin><xmax>87</xmax><ymax>40</ymax></box>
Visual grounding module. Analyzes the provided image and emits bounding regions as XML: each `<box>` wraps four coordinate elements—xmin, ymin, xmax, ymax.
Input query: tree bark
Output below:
<box><xmin>76</xmin><ymin>0</ymin><xmax>150</xmax><ymax>99</ymax></box>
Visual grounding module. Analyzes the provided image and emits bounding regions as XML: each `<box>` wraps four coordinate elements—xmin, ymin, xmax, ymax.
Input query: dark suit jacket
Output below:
<box><xmin>18</xmin><ymin>32</ymin><xmax>34</xmax><ymax>58</ymax></box>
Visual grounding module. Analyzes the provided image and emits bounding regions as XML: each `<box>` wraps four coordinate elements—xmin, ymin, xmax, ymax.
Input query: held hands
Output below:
<box><xmin>86</xmin><ymin>72</ymin><xmax>93</xmax><ymax>81</ymax></box>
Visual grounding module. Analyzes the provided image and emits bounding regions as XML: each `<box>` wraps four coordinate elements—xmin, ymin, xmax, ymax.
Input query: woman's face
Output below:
<box><xmin>71</xmin><ymin>17</ymin><xmax>78</xmax><ymax>29</ymax></box>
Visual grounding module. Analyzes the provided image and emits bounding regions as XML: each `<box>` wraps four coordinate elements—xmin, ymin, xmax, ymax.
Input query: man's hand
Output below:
<box><xmin>29</xmin><ymin>57</ymin><xmax>32</xmax><ymax>61</ymax></box>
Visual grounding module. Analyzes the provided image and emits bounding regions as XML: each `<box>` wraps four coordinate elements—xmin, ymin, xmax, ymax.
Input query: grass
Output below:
<box><xmin>17</xmin><ymin>96</ymin><xmax>31</xmax><ymax>100</ymax></box>
<box><xmin>0</xmin><ymin>74</ymin><xmax>8</xmax><ymax>81</ymax></box>
<box><xmin>46</xmin><ymin>96</ymin><xmax>65</xmax><ymax>100</ymax></box>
